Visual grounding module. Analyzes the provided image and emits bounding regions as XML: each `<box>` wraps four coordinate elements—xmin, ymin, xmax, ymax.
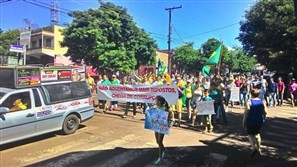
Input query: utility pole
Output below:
<box><xmin>165</xmin><ymin>5</ymin><xmax>182</xmax><ymax>75</ymax></box>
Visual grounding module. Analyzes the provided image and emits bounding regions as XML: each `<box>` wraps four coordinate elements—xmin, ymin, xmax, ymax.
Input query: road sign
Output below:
<box><xmin>9</xmin><ymin>44</ymin><xmax>24</xmax><ymax>53</ymax></box>
<box><xmin>20</xmin><ymin>31</ymin><xmax>31</xmax><ymax>45</ymax></box>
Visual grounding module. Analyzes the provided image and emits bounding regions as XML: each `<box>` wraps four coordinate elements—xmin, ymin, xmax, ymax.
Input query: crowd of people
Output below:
<box><xmin>85</xmin><ymin>71</ymin><xmax>297</xmax><ymax>161</ymax></box>
<box><xmin>89</xmin><ymin>71</ymin><xmax>296</xmax><ymax>120</ymax></box>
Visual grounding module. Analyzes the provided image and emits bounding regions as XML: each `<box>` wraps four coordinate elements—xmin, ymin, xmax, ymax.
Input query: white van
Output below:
<box><xmin>0</xmin><ymin>65</ymin><xmax>94</xmax><ymax>145</ymax></box>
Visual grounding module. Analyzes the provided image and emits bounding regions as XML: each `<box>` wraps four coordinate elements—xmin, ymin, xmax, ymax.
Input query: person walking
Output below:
<box><xmin>277</xmin><ymin>77</ymin><xmax>285</xmax><ymax>106</ymax></box>
<box><xmin>240</xmin><ymin>78</ymin><xmax>248</xmax><ymax>107</ymax></box>
<box><xmin>209</xmin><ymin>81</ymin><xmax>228</xmax><ymax>124</ymax></box>
<box><xmin>109</xmin><ymin>75</ymin><xmax>120</xmax><ymax>110</ymax></box>
<box><xmin>225</xmin><ymin>78</ymin><xmax>236</xmax><ymax>112</ymax></box>
<box><xmin>185</xmin><ymin>80</ymin><xmax>193</xmax><ymax>121</ymax></box>
<box><xmin>122</xmin><ymin>78</ymin><xmax>137</xmax><ymax>118</ymax></box>
<box><xmin>189</xmin><ymin>81</ymin><xmax>204</xmax><ymax>126</ymax></box>
<box><xmin>201</xmin><ymin>90</ymin><xmax>213</xmax><ymax>133</ymax></box>
<box><xmin>243</xmin><ymin>89</ymin><xmax>267</xmax><ymax>157</ymax></box>
<box><xmin>289</xmin><ymin>78</ymin><xmax>297</xmax><ymax>107</ymax></box>
<box><xmin>153</xmin><ymin>96</ymin><xmax>172</xmax><ymax>165</ymax></box>
<box><xmin>175</xmin><ymin>77</ymin><xmax>184</xmax><ymax>126</ymax></box>
<box><xmin>98</xmin><ymin>75</ymin><xmax>111</xmax><ymax>113</ymax></box>
<box><xmin>268</xmin><ymin>78</ymin><xmax>278</xmax><ymax>107</ymax></box>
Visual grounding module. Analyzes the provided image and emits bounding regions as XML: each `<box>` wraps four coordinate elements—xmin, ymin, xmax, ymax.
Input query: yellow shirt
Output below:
<box><xmin>185</xmin><ymin>86</ymin><xmax>192</xmax><ymax>98</ymax></box>
<box><xmin>86</xmin><ymin>77</ymin><xmax>95</xmax><ymax>88</ymax></box>
<box><xmin>18</xmin><ymin>102</ymin><xmax>27</xmax><ymax>110</ymax></box>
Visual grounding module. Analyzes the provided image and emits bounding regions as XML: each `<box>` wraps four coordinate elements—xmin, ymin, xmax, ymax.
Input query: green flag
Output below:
<box><xmin>201</xmin><ymin>43</ymin><xmax>222</xmax><ymax>77</ymax></box>
<box><xmin>205</xmin><ymin>43</ymin><xmax>222</xmax><ymax>65</ymax></box>
<box><xmin>202</xmin><ymin>65</ymin><xmax>211</xmax><ymax>77</ymax></box>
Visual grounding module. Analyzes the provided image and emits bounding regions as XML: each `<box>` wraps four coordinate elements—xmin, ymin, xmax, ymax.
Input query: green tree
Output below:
<box><xmin>238</xmin><ymin>0</ymin><xmax>297</xmax><ymax>73</ymax></box>
<box><xmin>61</xmin><ymin>1</ymin><xmax>157</xmax><ymax>74</ymax></box>
<box><xmin>224</xmin><ymin>46</ymin><xmax>256</xmax><ymax>73</ymax></box>
<box><xmin>173</xmin><ymin>42</ymin><xmax>199</xmax><ymax>74</ymax></box>
<box><xmin>0</xmin><ymin>29</ymin><xmax>20</xmax><ymax>59</ymax></box>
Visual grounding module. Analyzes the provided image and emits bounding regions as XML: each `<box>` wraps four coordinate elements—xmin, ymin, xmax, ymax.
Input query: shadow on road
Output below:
<box><xmin>25</xmin><ymin>109</ymin><xmax>297</xmax><ymax>167</ymax></box>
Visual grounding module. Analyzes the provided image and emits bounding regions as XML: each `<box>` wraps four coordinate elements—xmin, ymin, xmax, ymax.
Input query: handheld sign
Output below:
<box><xmin>230</xmin><ymin>87</ymin><xmax>240</xmax><ymax>102</ymax></box>
<box><xmin>196</xmin><ymin>101</ymin><xmax>215</xmax><ymax>115</ymax></box>
<box><xmin>145</xmin><ymin>108</ymin><xmax>170</xmax><ymax>135</ymax></box>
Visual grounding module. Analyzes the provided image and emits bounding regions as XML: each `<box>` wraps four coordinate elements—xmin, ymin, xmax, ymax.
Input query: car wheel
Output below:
<box><xmin>62</xmin><ymin>114</ymin><xmax>80</xmax><ymax>135</ymax></box>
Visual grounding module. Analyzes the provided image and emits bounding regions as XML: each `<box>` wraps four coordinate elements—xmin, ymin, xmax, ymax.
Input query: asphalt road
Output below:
<box><xmin>0</xmin><ymin>101</ymin><xmax>296</xmax><ymax>167</ymax></box>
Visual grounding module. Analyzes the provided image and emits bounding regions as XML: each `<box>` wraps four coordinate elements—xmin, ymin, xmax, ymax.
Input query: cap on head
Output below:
<box><xmin>112</xmin><ymin>75</ymin><xmax>116</xmax><ymax>78</ymax></box>
<box><xmin>292</xmin><ymin>78</ymin><xmax>296</xmax><ymax>81</ymax></box>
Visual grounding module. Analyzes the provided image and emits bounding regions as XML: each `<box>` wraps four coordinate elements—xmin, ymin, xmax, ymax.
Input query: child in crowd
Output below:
<box><xmin>153</xmin><ymin>96</ymin><xmax>172</xmax><ymax>165</ymax></box>
<box><xmin>201</xmin><ymin>90</ymin><xmax>213</xmax><ymax>133</ymax></box>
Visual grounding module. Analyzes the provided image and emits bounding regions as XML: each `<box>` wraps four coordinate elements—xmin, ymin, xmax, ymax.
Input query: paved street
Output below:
<box><xmin>0</xmin><ymin>100</ymin><xmax>296</xmax><ymax>167</ymax></box>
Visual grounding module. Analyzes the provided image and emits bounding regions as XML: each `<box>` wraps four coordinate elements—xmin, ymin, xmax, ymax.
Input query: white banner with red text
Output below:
<box><xmin>97</xmin><ymin>84</ymin><xmax>178</xmax><ymax>104</ymax></box>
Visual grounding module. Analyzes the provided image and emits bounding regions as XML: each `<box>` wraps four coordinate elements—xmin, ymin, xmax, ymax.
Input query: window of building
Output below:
<box><xmin>31</xmin><ymin>41</ymin><xmax>37</xmax><ymax>48</ymax></box>
<box><xmin>45</xmin><ymin>38</ymin><xmax>52</xmax><ymax>48</ymax></box>
<box><xmin>39</xmin><ymin>39</ymin><xmax>42</xmax><ymax>47</ymax></box>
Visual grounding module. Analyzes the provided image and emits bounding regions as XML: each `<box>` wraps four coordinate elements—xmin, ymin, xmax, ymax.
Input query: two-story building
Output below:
<box><xmin>26</xmin><ymin>25</ymin><xmax>70</xmax><ymax>65</ymax></box>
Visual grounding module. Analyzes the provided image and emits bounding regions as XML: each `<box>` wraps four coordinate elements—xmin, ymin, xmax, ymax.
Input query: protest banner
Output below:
<box><xmin>144</xmin><ymin>108</ymin><xmax>169</xmax><ymax>135</ymax></box>
<box><xmin>230</xmin><ymin>87</ymin><xmax>240</xmax><ymax>102</ymax></box>
<box><xmin>196</xmin><ymin>101</ymin><xmax>215</xmax><ymax>115</ymax></box>
<box><xmin>97</xmin><ymin>84</ymin><xmax>178</xmax><ymax>104</ymax></box>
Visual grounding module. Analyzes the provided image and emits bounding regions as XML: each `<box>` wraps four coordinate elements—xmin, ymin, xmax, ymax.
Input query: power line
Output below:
<box><xmin>172</xmin><ymin>25</ymin><xmax>185</xmax><ymax>43</ymax></box>
<box><xmin>31</xmin><ymin>0</ymin><xmax>71</xmax><ymax>13</ymax></box>
<box><xmin>0</xmin><ymin>0</ymin><xmax>19</xmax><ymax>5</ymax></box>
<box><xmin>184</xmin><ymin>22</ymin><xmax>239</xmax><ymax>39</ymax></box>
<box><xmin>22</xmin><ymin>0</ymin><xmax>70</xmax><ymax>16</ymax></box>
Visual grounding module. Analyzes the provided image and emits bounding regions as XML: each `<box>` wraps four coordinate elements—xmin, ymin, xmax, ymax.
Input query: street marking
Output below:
<box><xmin>29</xmin><ymin>134</ymin><xmax>137</xmax><ymax>167</ymax></box>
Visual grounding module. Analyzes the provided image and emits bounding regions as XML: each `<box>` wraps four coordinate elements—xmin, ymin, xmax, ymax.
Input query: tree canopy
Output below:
<box><xmin>172</xmin><ymin>38</ymin><xmax>256</xmax><ymax>75</ymax></box>
<box><xmin>61</xmin><ymin>1</ymin><xmax>157</xmax><ymax>74</ymax></box>
<box><xmin>0</xmin><ymin>29</ymin><xmax>20</xmax><ymax>60</ymax></box>
<box><xmin>238</xmin><ymin>0</ymin><xmax>297</xmax><ymax>73</ymax></box>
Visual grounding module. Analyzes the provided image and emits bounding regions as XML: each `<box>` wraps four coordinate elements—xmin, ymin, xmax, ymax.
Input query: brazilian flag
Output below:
<box><xmin>202</xmin><ymin>43</ymin><xmax>222</xmax><ymax>77</ymax></box>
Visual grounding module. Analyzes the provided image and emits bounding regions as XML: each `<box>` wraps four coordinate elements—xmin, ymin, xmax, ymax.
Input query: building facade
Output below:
<box><xmin>26</xmin><ymin>25</ymin><xmax>71</xmax><ymax>65</ymax></box>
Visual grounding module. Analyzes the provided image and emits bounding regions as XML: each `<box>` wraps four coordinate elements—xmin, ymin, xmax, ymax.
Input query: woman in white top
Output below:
<box><xmin>190</xmin><ymin>81</ymin><xmax>204</xmax><ymax>126</ymax></box>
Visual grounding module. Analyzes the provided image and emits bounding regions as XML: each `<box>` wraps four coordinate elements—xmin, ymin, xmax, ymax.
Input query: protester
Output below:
<box><xmin>142</xmin><ymin>76</ymin><xmax>150</xmax><ymax>114</ymax></box>
<box><xmin>224</xmin><ymin>78</ymin><xmax>236</xmax><ymax>112</ymax></box>
<box><xmin>289</xmin><ymin>78</ymin><xmax>297</xmax><ymax>107</ymax></box>
<box><xmin>201</xmin><ymin>90</ymin><xmax>213</xmax><ymax>133</ymax></box>
<box><xmin>267</xmin><ymin>77</ymin><xmax>278</xmax><ymax>107</ymax></box>
<box><xmin>277</xmin><ymin>77</ymin><xmax>285</xmax><ymax>106</ymax></box>
<box><xmin>240</xmin><ymin>78</ymin><xmax>248</xmax><ymax>107</ymax></box>
<box><xmin>243</xmin><ymin>88</ymin><xmax>267</xmax><ymax>157</ymax></box>
<box><xmin>153</xmin><ymin>96</ymin><xmax>172</xmax><ymax>165</ymax></box>
<box><xmin>185</xmin><ymin>80</ymin><xmax>193</xmax><ymax>121</ymax></box>
<box><xmin>175</xmin><ymin>77</ymin><xmax>184</xmax><ymax>126</ymax></box>
<box><xmin>86</xmin><ymin>72</ymin><xmax>95</xmax><ymax>93</ymax></box>
<box><xmin>260</xmin><ymin>75</ymin><xmax>268</xmax><ymax>105</ymax></box>
<box><xmin>209</xmin><ymin>80</ymin><xmax>228</xmax><ymax>124</ymax></box>
<box><xmin>202</xmin><ymin>77</ymin><xmax>210</xmax><ymax>90</ymax></box>
<box><xmin>189</xmin><ymin>81</ymin><xmax>204</xmax><ymax>126</ymax></box>
<box><xmin>98</xmin><ymin>75</ymin><xmax>111</xmax><ymax>113</ymax></box>
<box><xmin>122</xmin><ymin>78</ymin><xmax>137</xmax><ymax>118</ymax></box>
<box><xmin>109</xmin><ymin>75</ymin><xmax>120</xmax><ymax>110</ymax></box>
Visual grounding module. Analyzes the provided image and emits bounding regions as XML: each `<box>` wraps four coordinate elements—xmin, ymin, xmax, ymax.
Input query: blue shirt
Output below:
<box><xmin>268</xmin><ymin>82</ymin><xmax>278</xmax><ymax>93</ymax></box>
<box><xmin>247</xmin><ymin>99</ymin><xmax>265</xmax><ymax>125</ymax></box>
<box><xmin>203</xmin><ymin>96</ymin><xmax>212</xmax><ymax>101</ymax></box>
